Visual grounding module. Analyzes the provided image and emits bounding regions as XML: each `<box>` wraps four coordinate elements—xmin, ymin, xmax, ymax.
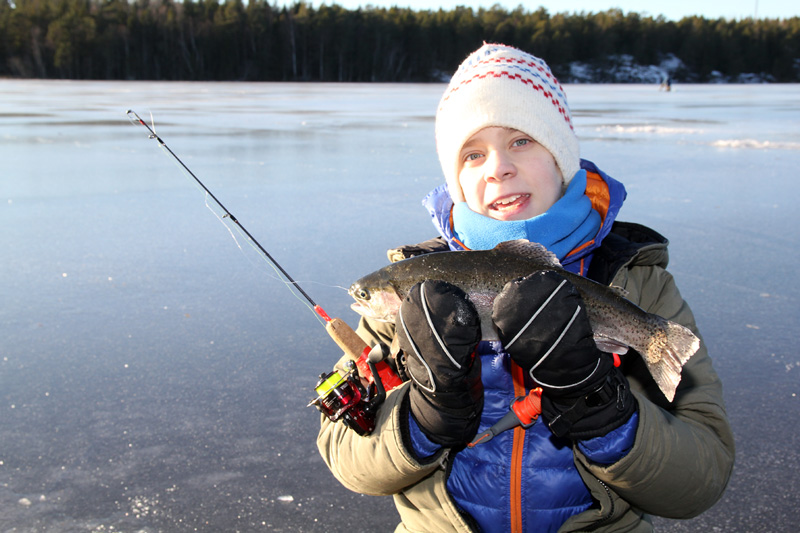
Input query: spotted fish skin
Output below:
<box><xmin>349</xmin><ymin>240</ymin><xmax>699</xmax><ymax>402</ymax></box>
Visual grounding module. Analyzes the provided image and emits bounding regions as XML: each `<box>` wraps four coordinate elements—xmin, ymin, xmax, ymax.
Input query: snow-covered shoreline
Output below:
<box><xmin>565</xmin><ymin>53</ymin><xmax>784</xmax><ymax>83</ymax></box>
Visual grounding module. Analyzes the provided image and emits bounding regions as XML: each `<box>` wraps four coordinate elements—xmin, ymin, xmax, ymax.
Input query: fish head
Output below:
<box><xmin>348</xmin><ymin>277</ymin><xmax>404</xmax><ymax>323</ymax></box>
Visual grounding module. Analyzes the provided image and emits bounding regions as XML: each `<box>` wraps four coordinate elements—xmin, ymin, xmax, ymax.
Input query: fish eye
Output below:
<box><xmin>357</xmin><ymin>289</ymin><xmax>370</xmax><ymax>300</ymax></box>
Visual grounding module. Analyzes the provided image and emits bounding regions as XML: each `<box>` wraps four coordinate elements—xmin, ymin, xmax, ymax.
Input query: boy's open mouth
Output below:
<box><xmin>490</xmin><ymin>193</ymin><xmax>530</xmax><ymax>212</ymax></box>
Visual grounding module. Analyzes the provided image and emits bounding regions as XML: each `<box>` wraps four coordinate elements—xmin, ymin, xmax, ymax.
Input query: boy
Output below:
<box><xmin>317</xmin><ymin>43</ymin><xmax>734</xmax><ymax>532</ymax></box>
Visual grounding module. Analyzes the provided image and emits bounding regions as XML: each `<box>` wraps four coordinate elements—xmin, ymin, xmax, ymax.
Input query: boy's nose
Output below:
<box><xmin>484</xmin><ymin>150</ymin><xmax>515</xmax><ymax>182</ymax></box>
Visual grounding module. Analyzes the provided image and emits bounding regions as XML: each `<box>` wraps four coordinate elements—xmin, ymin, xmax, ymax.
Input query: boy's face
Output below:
<box><xmin>457</xmin><ymin>127</ymin><xmax>563</xmax><ymax>221</ymax></box>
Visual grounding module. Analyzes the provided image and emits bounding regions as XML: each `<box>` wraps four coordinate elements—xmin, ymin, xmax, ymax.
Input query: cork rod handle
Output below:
<box><xmin>325</xmin><ymin>317</ymin><xmax>370</xmax><ymax>362</ymax></box>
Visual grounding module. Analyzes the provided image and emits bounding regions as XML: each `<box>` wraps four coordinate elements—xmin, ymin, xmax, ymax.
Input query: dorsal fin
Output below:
<box><xmin>609</xmin><ymin>285</ymin><xmax>629</xmax><ymax>298</ymax></box>
<box><xmin>493</xmin><ymin>240</ymin><xmax>562</xmax><ymax>268</ymax></box>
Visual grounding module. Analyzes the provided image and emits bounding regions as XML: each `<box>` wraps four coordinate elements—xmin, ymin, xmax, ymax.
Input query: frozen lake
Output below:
<box><xmin>2</xmin><ymin>80</ymin><xmax>799</xmax><ymax>531</ymax></box>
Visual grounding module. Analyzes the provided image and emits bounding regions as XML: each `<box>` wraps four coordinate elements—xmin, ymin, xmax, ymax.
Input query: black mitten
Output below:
<box><xmin>397</xmin><ymin>280</ymin><xmax>483</xmax><ymax>447</ymax></box>
<box><xmin>492</xmin><ymin>271</ymin><xmax>635</xmax><ymax>439</ymax></box>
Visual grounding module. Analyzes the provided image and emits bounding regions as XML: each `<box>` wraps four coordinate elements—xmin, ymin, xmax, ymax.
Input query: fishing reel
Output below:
<box><xmin>309</xmin><ymin>344</ymin><xmax>403</xmax><ymax>436</ymax></box>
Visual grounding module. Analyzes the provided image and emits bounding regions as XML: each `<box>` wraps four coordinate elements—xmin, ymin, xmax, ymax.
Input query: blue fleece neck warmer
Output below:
<box><xmin>452</xmin><ymin>170</ymin><xmax>601</xmax><ymax>260</ymax></box>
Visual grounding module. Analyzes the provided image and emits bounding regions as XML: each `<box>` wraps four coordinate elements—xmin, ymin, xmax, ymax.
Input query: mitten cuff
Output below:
<box><xmin>542</xmin><ymin>367</ymin><xmax>637</xmax><ymax>440</ymax></box>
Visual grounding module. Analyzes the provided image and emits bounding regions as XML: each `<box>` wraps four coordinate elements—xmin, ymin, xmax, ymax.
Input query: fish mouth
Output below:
<box><xmin>350</xmin><ymin>301</ymin><xmax>393</xmax><ymax>323</ymax></box>
<box><xmin>489</xmin><ymin>194</ymin><xmax>530</xmax><ymax>215</ymax></box>
<box><xmin>350</xmin><ymin>301</ymin><xmax>368</xmax><ymax>314</ymax></box>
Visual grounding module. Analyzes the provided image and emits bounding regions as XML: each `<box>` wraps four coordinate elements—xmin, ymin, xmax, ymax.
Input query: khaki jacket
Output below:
<box><xmin>317</xmin><ymin>227</ymin><xmax>735</xmax><ymax>532</ymax></box>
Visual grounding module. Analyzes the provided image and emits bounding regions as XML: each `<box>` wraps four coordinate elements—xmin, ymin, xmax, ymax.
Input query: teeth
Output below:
<box><xmin>493</xmin><ymin>194</ymin><xmax>525</xmax><ymax>208</ymax></box>
<box><xmin>497</xmin><ymin>195</ymin><xmax>521</xmax><ymax>205</ymax></box>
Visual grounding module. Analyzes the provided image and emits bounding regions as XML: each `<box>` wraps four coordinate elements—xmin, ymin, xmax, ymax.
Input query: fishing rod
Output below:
<box><xmin>127</xmin><ymin>110</ymin><xmax>401</xmax><ymax>435</ymax></box>
<box><xmin>126</xmin><ymin>111</ymin><xmax>318</xmax><ymax>307</ymax></box>
<box><xmin>126</xmin><ymin>110</ymin><xmax>366</xmax><ymax>355</ymax></box>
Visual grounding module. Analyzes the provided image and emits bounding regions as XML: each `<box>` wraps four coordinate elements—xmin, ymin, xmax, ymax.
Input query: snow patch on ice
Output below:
<box><xmin>598</xmin><ymin>125</ymin><xmax>704</xmax><ymax>135</ymax></box>
<box><xmin>711</xmin><ymin>139</ymin><xmax>800</xmax><ymax>150</ymax></box>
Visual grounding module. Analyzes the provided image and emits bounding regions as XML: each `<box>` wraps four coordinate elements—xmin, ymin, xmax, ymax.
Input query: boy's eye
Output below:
<box><xmin>464</xmin><ymin>153</ymin><xmax>483</xmax><ymax>162</ymax></box>
<box><xmin>512</xmin><ymin>138</ymin><xmax>531</xmax><ymax>147</ymax></box>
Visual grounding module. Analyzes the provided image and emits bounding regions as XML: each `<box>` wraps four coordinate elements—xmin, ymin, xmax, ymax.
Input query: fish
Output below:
<box><xmin>349</xmin><ymin>240</ymin><xmax>699</xmax><ymax>402</ymax></box>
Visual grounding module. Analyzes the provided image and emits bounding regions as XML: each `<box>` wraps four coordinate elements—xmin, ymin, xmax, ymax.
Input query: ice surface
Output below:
<box><xmin>1</xmin><ymin>80</ymin><xmax>799</xmax><ymax>531</ymax></box>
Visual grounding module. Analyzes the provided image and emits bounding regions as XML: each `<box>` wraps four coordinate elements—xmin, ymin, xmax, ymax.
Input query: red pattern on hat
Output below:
<box><xmin>444</xmin><ymin>70</ymin><xmax>573</xmax><ymax>131</ymax></box>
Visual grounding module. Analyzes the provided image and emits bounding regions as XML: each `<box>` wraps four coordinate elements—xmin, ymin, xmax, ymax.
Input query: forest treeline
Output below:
<box><xmin>2</xmin><ymin>0</ymin><xmax>799</xmax><ymax>82</ymax></box>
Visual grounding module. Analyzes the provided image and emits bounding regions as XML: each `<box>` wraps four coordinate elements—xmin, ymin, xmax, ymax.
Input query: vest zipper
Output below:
<box><xmin>509</xmin><ymin>362</ymin><xmax>528</xmax><ymax>533</ymax></box>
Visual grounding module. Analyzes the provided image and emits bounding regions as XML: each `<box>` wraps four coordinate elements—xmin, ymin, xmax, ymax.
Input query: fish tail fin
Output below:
<box><xmin>643</xmin><ymin>321</ymin><xmax>700</xmax><ymax>403</ymax></box>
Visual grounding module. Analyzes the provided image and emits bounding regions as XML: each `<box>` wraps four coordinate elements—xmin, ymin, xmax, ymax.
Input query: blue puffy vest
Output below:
<box><xmin>446</xmin><ymin>342</ymin><xmax>594</xmax><ymax>532</ymax></box>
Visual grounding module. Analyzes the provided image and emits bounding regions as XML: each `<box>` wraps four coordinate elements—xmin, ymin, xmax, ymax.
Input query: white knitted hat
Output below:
<box><xmin>435</xmin><ymin>43</ymin><xmax>580</xmax><ymax>202</ymax></box>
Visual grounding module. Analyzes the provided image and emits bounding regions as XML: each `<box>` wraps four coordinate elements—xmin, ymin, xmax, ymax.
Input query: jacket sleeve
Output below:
<box><xmin>316</xmin><ymin>318</ymin><xmax>446</xmax><ymax>496</ymax></box>
<box><xmin>317</xmin><ymin>383</ymin><xmax>448</xmax><ymax>496</ymax></box>
<box><xmin>574</xmin><ymin>264</ymin><xmax>735</xmax><ymax>519</ymax></box>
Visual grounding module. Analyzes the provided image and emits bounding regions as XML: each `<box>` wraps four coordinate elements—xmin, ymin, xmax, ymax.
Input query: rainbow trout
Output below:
<box><xmin>349</xmin><ymin>240</ymin><xmax>699</xmax><ymax>402</ymax></box>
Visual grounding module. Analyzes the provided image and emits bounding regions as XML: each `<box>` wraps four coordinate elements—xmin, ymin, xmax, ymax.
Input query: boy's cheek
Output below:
<box><xmin>458</xmin><ymin>171</ymin><xmax>479</xmax><ymax>193</ymax></box>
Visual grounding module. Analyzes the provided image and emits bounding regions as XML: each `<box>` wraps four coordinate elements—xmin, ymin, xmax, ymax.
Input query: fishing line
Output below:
<box><xmin>126</xmin><ymin>109</ymin><xmax>331</xmax><ymax>326</ymax></box>
<box><xmin>203</xmin><ymin>192</ymin><xmax>242</xmax><ymax>249</ymax></box>
<box><xmin>127</xmin><ymin>110</ymin><xmax>399</xmax><ymax>424</ymax></box>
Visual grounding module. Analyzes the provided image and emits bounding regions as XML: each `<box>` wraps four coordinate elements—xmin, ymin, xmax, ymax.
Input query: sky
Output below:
<box><xmin>279</xmin><ymin>1</ymin><xmax>797</xmax><ymax>21</ymax></box>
